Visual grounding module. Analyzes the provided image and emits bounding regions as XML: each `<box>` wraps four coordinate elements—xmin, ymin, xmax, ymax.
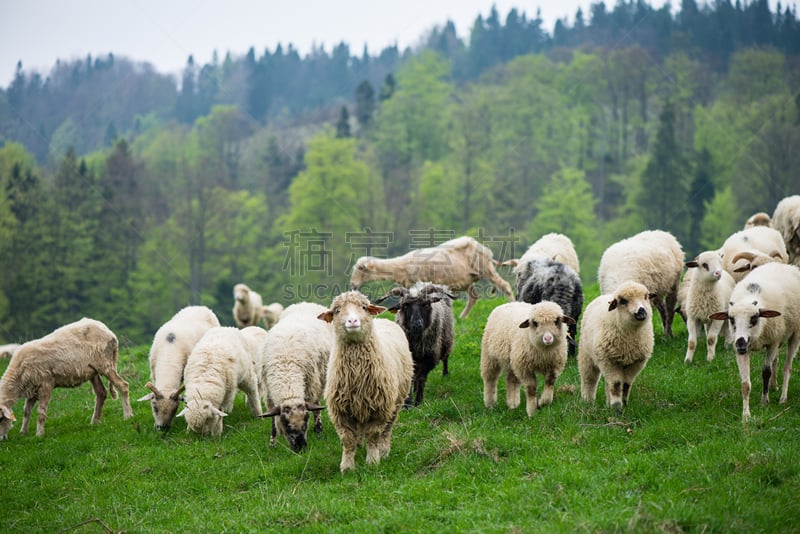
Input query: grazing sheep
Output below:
<box><xmin>744</xmin><ymin>212</ymin><xmax>772</xmax><ymax>229</ymax></box>
<box><xmin>0</xmin><ymin>344</ymin><xmax>20</xmax><ymax>359</ymax></box>
<box><xmin>578</xmin><ymin>281</ymin><xmax>657</xmax><ymax>414</ymax></box>
<box><xmin>138</xmin><ymin>305</ymin><xmax>220</xmax><ymax>431</ymax></box>
<box><xmin>319</xmin><ymin>291</ymin><xmax>413</xmax><ymax>472</ymax></box>
<box><xmin>515</xmin><ymin>258</ymin><xmax>583</xmax><ymax>356</ymax></box>
<box><xmin>233</xmin><ymin>283</ymin><xmax>281</xmax><ymax>329</ymax></box>
<box><xmin>258</xmin><ymin>302</ymin><xmax>331</xmax><ymax>451</ymax></box>
<box><xmin>506</xmin><ymin>232</ymin><xmax>581</xmax><ymax>276</ymax></box>
<box><xmin>719</xmin><ymin>226</ymin><xmax>788</xmax><ymax>283</ymax></box>
<box><xmin>682</xmin><ymin>251</ymin><xmax>736</xmax><ymax>364</ymax></box>
<box><xmin>709</xmin><ymin>262</ymin><xmax>800</xmax><ymax>422</ymax></box>
<box><xmin>379</xmin><ymin>282</ymin><xmax>455</xmax><ymax>407</ymax></box>
<box><xmin>598</xmin><ymin>230</ymin><xmax>684</xmax><ymax>337</ymax></box>
<box><xmin>177</xmin><ymin>326</ymin><xmax>264</xmax><ymax>436</ymax></box>
<box><xmin>350</xmin><ymin>236</ymin><xmax>513</xmax><ymax>318</ymax></box>
<box><xmin>772</xmin><ymin>195</ymin><xmax>800</xmax><ymax>265</ymax></box>
<box><xmin>0</xmin><ymin>318</ymin><xmax>133</xmax><ymax>439</ymax></box>
<box><xmin>481</xmin><ymin>301</ymin><xmax>574</xmax><ymax>416</ymax></box>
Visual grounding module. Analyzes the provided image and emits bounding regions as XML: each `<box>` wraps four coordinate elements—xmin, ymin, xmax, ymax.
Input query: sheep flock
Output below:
<box><xmin>2</xmin><ymin>196</ymin><xmax>800</xmax><ymax>472</ymax></box>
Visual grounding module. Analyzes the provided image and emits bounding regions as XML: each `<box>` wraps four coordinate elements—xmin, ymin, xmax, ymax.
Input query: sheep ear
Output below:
<box><xmin>1</xmin><ymin>406</ymin><xmax>15</xmax><ymax>421</ymax></box>
<box><xmin>306</xmin><ymin>402</ymin><xmax>326</xmax><ymax>412</ymax></box>
<box><xmin>176</xmin><ymin>408</ymin><xmax>187</xmax><ymax>418</ymax></box>
<box><xmin>562</xmin><ymin>316</ymin><xmax>577</xmax><ymax>326</ymax></box>
<box><xmin>317</xmin><ymin>311</ymin><xmax>334</xmax><ymax>323</ymax></box>
<box><xmin>169</xmin><ymin>384</ymin><xmax>186</xmax><ymax>401</ymax></box>
<box><xmin>709</xmin><ymin>311</ymin><xmax>729</xmax><ymax>321</ymax></box>
<box><xmin>500</xmin><ymin>259</ymin><xmax>519</xmax><ymax>267</ymax></box>
<box><xmin>137</xmin><ymin>393</ymin><xmax>155</xmax><ymax>402</ymax></box>
<box><xmin>648</xmin><ymin>293</ymin><xmax>658</xmax><ymax>300</ymax></box>
<box><xmin>608</xmin><ymin>299</ymin><xmax>618</xmax><ymax>311</ymax></box>
<box><xmin>685</xmin><ymin>261</ymin><xmax>699</xmax><ymax>268</ymax></box>
<box><xmin>518</xmin><ymin>319</ymin><xmax>530</xmax><ymax>328</ymax></box>
<box><xmin>259</xmin><ymin>406</ymin><xmax>281</xmax><ymax>418</ymax></box>
<box><xmin>367</xmin><ymin>304</ymin><xmax>387</xmax><ymax>316</ymax></box>
<box><xmin>212</xmin><ymin>407</ymin><xmax>228</xmax><ymax>418</ymax></box>
<box><xmin>759</xmin><ymin>309</ymin><xmax>781</xmax><ymax>318</ymax></box>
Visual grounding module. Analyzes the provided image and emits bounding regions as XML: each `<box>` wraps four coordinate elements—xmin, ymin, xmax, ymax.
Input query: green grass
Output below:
<box><xmin>2</xmin><ymin>285</ymin><xmax>799</xmax><ymax>532</ymax></box>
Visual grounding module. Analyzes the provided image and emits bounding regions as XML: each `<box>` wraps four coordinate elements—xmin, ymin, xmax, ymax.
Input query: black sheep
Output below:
<box><xmin>516</xmin><ymin>258</ymin><xmax>583</xmax><ymax>356</ymax></box>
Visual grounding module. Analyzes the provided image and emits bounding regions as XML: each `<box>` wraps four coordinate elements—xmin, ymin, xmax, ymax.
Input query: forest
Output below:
<box><xmin>0</xmin><ymin>0</ymin><xmax>798</xmax><ymax>344</ymax></box>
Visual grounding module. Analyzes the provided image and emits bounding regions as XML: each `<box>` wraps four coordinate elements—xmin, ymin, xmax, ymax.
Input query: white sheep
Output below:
<box><xmin>598</xmin><ymin>230</ymin><xmax>684</xmax><ymax>337</ymax></box>
<box><xmin>682</xmin><ymin>250</ymin><xmax>736</xmax><ymax>364</ymax></box>
<box><xmin>349</xmin><ymin>236</ymin><xmax>513</xmax><ymax>318</ymax></box>
<box><xmin>772</xmin><ymin>195</ymin><xmax>800</xmax><ymax>265</ymax></box>
<box><xmin>578</xmin><ymin>281</ymin><xmax>657</xmax><ymax>413</ymax></box>
<box><xmin>744</xmin><ymin>212</ymin><xmax>772</xmax><ymax>229</ymax></box>
<box><xmin>709</xmin><ymin>262</ymin><xmax>800</xmax><ymax>422</ymax></box>
<box><xmin>0</xmin><ymin>344</ymin><xmax>20</xmax><ymax>359</ymax></box>
<box><xmin>262</xmin><ymin>302</ymin><xmax>285</xmax><ymax>330</ymax></box>
<box><xmin>177</xmin><ymin>326</ymin><xmax>265</xmax><ymax>436</ymax></box>
<box><xmin>319</xmin><ymin>291</ymin><xmax>413</xmax><ymax>472</ymax></box>
<box><xmin>719</xmin><ymin>226</ymin><xmax>788</xmax><ymax>283</ymax></box>
<box><xmin>258</xmin><ymin>302</ymin><xmax>331</xmax><ymax>451</ymax></box>
<box><xmin>138</xmin><ymin>305</ymin><xmax>220</xmax><ymax>431</ymax></box>
<box><xmin>233</xmin><ymin>283</ymin><xmax>281</xmax><ymax>329</ymax></box>
<box><xmin>506</xmin><ymin>232</ymin><xmax>581</xmax><ymax>276</ymax></box>
<box><xmin>0</xmin><ymin>318</ymin><xmax>133</xmax><ymax>439</ymax></box>
<box><xmin>481</xmin><ymin>301</ymin><xmax>574</xmax><ymax>416</ymax></box>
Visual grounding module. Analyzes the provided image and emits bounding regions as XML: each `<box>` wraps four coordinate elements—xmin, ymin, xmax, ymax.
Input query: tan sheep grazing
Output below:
<box><xmin>138</xmin><ymin>305</ymin><xmax>220</xmax><ymax>431</ymax></box>
<box><xmin>481</xmin><ymin>301</ymin><xmax>574</xmax><ymax>417</ymax></box>
<box><xmin>258</xmin><ymin>302</ymin><xmax>331</xmax><ymax>452</ymax></box>
<box><xmin>0</xmin><ymin>318</ymin><xmax>133</xmax><ymax>439</ymax></box>
<box><xmin>349</xmin><ymin>236</ymin><xmax>513</xmax><ymax>318</ymax></box>
<box><xmin>578</xmin><ymin>281</ymin><xmax>656</xmax><ymax>414</ymax></box>
<box><xmin>319</xmin><ymin>291</ymin><xmax>413</xmax><ymax>472</ymax></box>
<box><xmin>178</xmin><ymin>326</ymin><xmax>265</xmax><ymax>436</ymax></box>
<box><xmin>772</xmin><ymin>195</ymin><xmax>800</xmax><ymax>265</ymax></box>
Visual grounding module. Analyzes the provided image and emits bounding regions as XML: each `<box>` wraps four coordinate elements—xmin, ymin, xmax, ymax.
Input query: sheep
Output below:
<box><xmin>515</xmin><ymin>258</ymin><xmax>583</xmax><ymax>356</ymax></box>
<box><xmin>598</xmin><ymin>230</ymin><xmax>684</xmax><ymax>337</ymax></box>
<box><xmin>349</xmin><ymin>236</ymin><xmax>513</xmax><ymax>318</ymax></box>
<box><xmin>719</xmin><ymin>226</ymin><xmax>788</xmax><ymax>283</ymax></box>
<box><xmin>262</xmin><ymin>302</ymin><xmax>285</xmax><ymax>330</ymax></box>
<box><xmin>772</xmin><ymin>195</ymin><xmax>800</xmax><ymax>265</ymax></box>
<box><xmin>0</xmin><ymin>318</ymin><xmax>133</xmax><ymax>439</ymax></box>
<box><xmin>682</xmin><ymin>250</ymin><xmax>736</xmax><ymax>364</ymax></box>
<box><xmin>0</xmin><ymin>344</ymin><xmax>20</xmax><ymax>359</ymax></box>
<box><xmin>258</xmin><ymin>302</ymin><xmax>331</xmax><ymax>451</ymax></box>
<box><xmin>709</xmin><ymin>262</ymin><xmax>800</xmax><ymax>422</ymax></box>
<box><xmin>744</xmin><ymin>212</ymin><xmax>772</xmax><ymax>229</ymax></box>
<box><xmin>177</xmin><ymin>326</ymin><xmax>265</xmax><ymax>436</ymax></box>
<box><xmin>233</xmin><ymin>283</ymin><xmax>281</xmax><ymax>329</ymax></box>
<box><xmin>505</xmin><ymin>232</ymin><xmax>581</xmax><ymax>277</ymax></box>
<box><xmin>578</xmin><ymin>281</ymin><xmax>657</xmax><ymax>414</ymax></box>
<box><xmin>318</xmin><ymin>291</ymin><xmax>413</xmax><ymax>472</ymax></box>
<box><xmin>378</xmin><ymin>282</ymin><xmax>455</xmax><ymax>407</ymax></box>
<box><xmin>481</xmin><ymin>301</ymin><xmax>574</xmax><ymax>417</ymax></box>
<box><xmin>138</xmin><ymin>305</ymin><xmax>220</xmax><ymax>431</ymax></box>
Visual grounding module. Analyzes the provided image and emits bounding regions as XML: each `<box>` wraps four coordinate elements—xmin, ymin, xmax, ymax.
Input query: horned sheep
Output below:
<box><xmin>0</xmin><ymin>318</ymin><xmax>133</xmax><ymax>439</ymax></box>
<box><xmin>319</xmin><ymin>291</ymin><xmax>413</xmax><ymax>472</ymax></box>
<box><xmin>578</xmin><ymin>281</ymin><xmax>656</xmax><ymax>413</ymax></box>
<box><xmin>349</xmin><ymin>236</ymin><xmax>513</xmax><ymax>318</ymax></box>
<box><xmin>177</xmin><ymin>326</ymin><xmax>266</xmax><ymax>436</ymax></box>
<box><xmin>710</xmin><ymin>262</ymin><xmax>800</xmax><ymax>422</ymax></box>
<box><xmin>598</xmin><ymin>230</ymin><xmax>684</xmax><ymax>337</ymax></box>
<box><xmin>719</xmin><ymin>226</ymin><xmax>788</xmax><ymax>283</ymax></box>
<box><xmin>682</xmin><ymin>250</ymin><xmax>736</xmax><ymax>364</ymax></box>
<box><xmin>772</xmin><ymin>195</ymin><xmax>800</xmax><ymax>265</ymax></box>
<box><xmin>258</xmin><ymin>302</ymin><xmax>331</xmax><ymax>451</ymax></box>
<box><xmin>481</xmin><ymin>301</ymin><xmax>574</xmax><ymax>417</ymax></box>
<box><xmin>138</xmin><ymin>305</ymin><xmax>220</xmax><ymax>431</ymax></box>
<box><xmin>379</xmin><ymin>282</ymin><xmax>455</xmax><ymax>407</ymax></box>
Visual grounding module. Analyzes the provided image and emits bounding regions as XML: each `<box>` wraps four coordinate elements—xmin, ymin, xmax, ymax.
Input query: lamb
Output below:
<box><xmin>505</xmin><ymin>232</ymin><xmax>581</xmax><ymax>277</ymax></box>
<box><xmin>481</xmin><ymin>301</ymin><xmax>574</xmax><ymax>417</ymax></box>
<box><xmin>719</xmin><ymin>226</ymin><xmax>788</xmax><ymax>283</ymax></box>
<box><xmin>0</xmin><ymin>318</ymin><xmax>133</xmax><ymax>439</ymax></box>
<box><xmin>349</xmin><ymin>236</ymin><xmax>513</xmax><ymax>318</ymax></box>
<box><xmin>378</xmin><ymin>282</ymin><xmax>455</xmax><ymax>407</ymax></box>
<box><xmin>515</xmin><ymin>258</ymin><xmax>583</xmax><ymax>356</ymax></box>
<box><xmin>233</xmin><ymin>283</ymin><xmax>282</xmax><ymax>329</ymax></box>
<box><xmin>772</xmin><ymin>195</ymin><xmax>800</xmax><ymax>265</ymax></box>
<box><xmin>682</xmin><ymin>250</ymin><xmax>736</xmax><ymax>364</ymax></box>
<box><xmin>578</xmin><ymin>281</ymin><xmax>657</xmax><ymax>414</ymax></box>
<box><xmin>0</xmin><ymin>344</ymin><xmax>20</xmax><ymax>359</ymax></box>
<box><xmin>709</xmin><ymin>262</ymin><xmax>800</xmax><ymax>422</ymax></box>
<box><xmin>177</xmin><ymin>326</ymin><xmax>265</xmax><ymax>436</ymax></box>
<box><xmin>318</xmin><ymin>291</ymin><xmax>413</xmax><ymax>472</ymax></box>
<box><xmin>258</xmin><ymin>302</ymin><xmax>331</xmax><ymax>451</ymax></box>
<box><xmin>744</xmin><ymin>212</ymin><xmax>772</xmax><ymax>229</ymax></box>
<box><xmin>138</xmin><ymin>305</ymin><xmax>220</xmax><ymax>431</ymax></box>
<box><xmin>598</xmin><ymin>230</ymin><xmax>684</xmax><ymax>337</ymax></box>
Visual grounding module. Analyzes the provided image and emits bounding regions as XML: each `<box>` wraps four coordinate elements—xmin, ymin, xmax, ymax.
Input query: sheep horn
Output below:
<box><xmin>259</xmin><ymin>406</ymin><xmax>281</xmax><ymax>418</ymax></box>
<box><xmin>145</xmin><ymin>381</ymin><xmax>164</xmax><ymax>400</ymax></box>
<box><xmin>169</xmin><ymin>384</ymin><xmax>186</xmax><ymax>401</ymax></box>
<box><xmin>305</xmin><ymin>402</ymin><xmax>326</xmax><ymax>412</ymax></box>
<box><xmin>732</xmin><ymin>251</ymin><xmax>757</xmax><ymax>264</ymax></box>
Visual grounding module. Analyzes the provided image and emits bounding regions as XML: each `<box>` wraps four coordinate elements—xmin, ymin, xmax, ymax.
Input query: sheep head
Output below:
<box><xmin>260</xmin><ymin>399</ymin><xmax>325</xmax><ymax>452</ymax></box>
<box><xmin>607</xmin><ymin>281</ymin><xmax>656</xmax><ymax>324</ymax></box>
<box><xmin>518</xmin><ymin>301</ymin><xmax>575</xmax><ymax>349</ymax></box>
<box><xmin>685</xmin><ymin>250</ymin><xmax>725</xmax><ymax>283</ymax></box>
<box><xmin>318</xmin><ymin>291</ymin><xmax>386</xmax><ymax>342</ymax></box>
<box><xmin>138</xmin><ymin>382</ymin><xmax>185</xmax><ymax>431</ymax></box>
<box><xmin>177</xmin><ymin>399</ymin><xmax>227</xmax><ymax>436</ymax></box>
<box><xmin>233</xmin><ymin>283</ymin><xmax>251</xmax><ymax>304</ymax></box>
<box><xmin>0</xmin><ymin>405</ymin><xmax>16</xmax><ymax>440</ymax></box>
<box><xmin>379</xmin><ymin>283</ymin><xmax>455</xmax><ymax>337</ymax></box>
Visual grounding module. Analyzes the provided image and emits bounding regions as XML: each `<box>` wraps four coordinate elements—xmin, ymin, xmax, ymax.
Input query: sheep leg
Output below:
<box><xmin>338</xmin><ymin>427</ymin><xmax>358</xmax><ymax>472</ymax></box>
<box><xmin>270</xmin><ymin>419</ymin><xmax>278</xmax><ymax>447</ymax></box>
<box><xmin>241</xmin><ymin>379</ymin><xmax>263</xmax><ymax>417</ymax></box>
<box><xmin>103</xmin><ymin>368</ymin><xmax>133</xmax><ymax>419</ymax></box>
<box><xmin>522</xmin><ymin>376</ymin><xmax>538</xmax><ymax>417</ymax></box>
<box><xmin>621</xmin><ymin>360</ymin><xmax>647</xmax><ymax>407</ymax></box>
<box><xmin>377</xmin><ymin>415</ymin><xmax>397</xmax><ymax>459</ymax></box>
<box><xmin>313</xmin><ymin>411</ymin><xmax>323</xmax><ymax>434</ymax></box>
<box><xmin>705</xmin><ymin>319</ymin><xmax>724</xmax><ymax>362</ymax></box>
<box><xmin>480</xmin><ymin>360</ymin><xmax>502</xmax><ymax>409</ymax></box>
<box><xmin>568</xmin><ymin>323</ymin><xmax>578</xmax><ymax>357</ymax></box>
<box><xmin>779</xmin><ymin>335</ymin><xmax>799</xmax><ymax>404</ymax></box>
<box><xmin>441</xmin><ymin>354</ymin><xmax>449</xmax><ymax>376</ymax></box>
<box><xmin>578</xmin><ymin>354</ymin><xmax>600</xmax><ymax>402</ymax></box>
<box><xmin>663</xmin><ymin>285</ymin><xmax>678</xmax><ymax>337</ymax></box>
<box><xmin>20</xmin><ymin>397</ymin><xmax>36</xmax><ymax>435</ymax></box>
<box><xmin>600</xmin><ymin>364</ymin><xmax>625</xmax><ymax>413</ymax></box>
<box><xmin>736</xmin><ymin>352</ymin><xmax>752</xmax><ymax>422</ymax></box>
<box><xmin>684</xmin><ymin>318</ymin><xmax>701</xmax><ymax>364</ymax></box>
<box><xmin>35</xmin><ymin>386</ymin><xmax>53</xmax><ymax>437</ymax></box>
<box><xmin>484</xmin><ymin>267</ymin><xmax>514</xmax><ymax>301</ymax></box>
<box><xmin>505</xmin><ymin>370</ymin><xmax>521</xmax><ymax>410</ymax></box>
<box><xmin>653</xmin><ymin>297</ymin><xmax>670</xmax><ymax>338</ymax></box>
<box><xmin>460</xmin><ymin>285</ymin><xmax>480</xmax><ymax>319</ymax></box>
<box><xmin>538</xmin><ymin>370</ymin><xmax>557</xmax><ymax>409</ymax></box>
<box><xmin>90</xmin><ymin>374</ymin><xmax>109</xmax><ymax>424</ymax></box>
<box><xmin>761</xmin><ymin>344</ymin><xmax>781</xmax><ymax>407</ymax></box>
<box><xmin>770</xmin><ymin>357</ymin><xmax>779</xmax><ymax>391</ymax></box>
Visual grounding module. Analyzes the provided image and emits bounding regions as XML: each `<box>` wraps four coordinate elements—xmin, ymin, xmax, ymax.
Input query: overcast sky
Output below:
<box><xmin>0</xmin><ymin>0</ymin><xmax>788</xmax><ymax>88</ymax></box>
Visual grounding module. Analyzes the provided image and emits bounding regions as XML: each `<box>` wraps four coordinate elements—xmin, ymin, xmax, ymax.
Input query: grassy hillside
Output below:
<box><xmin>2</xmin><ymin>285</ymin><xmax>799</xmax><ymax>532</ymax></box>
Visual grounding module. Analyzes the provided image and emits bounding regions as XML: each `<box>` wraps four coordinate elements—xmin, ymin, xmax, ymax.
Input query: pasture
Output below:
<box><xmin>2</xmin><ymin>285</ymin><xmax>799</xmax><ymax>532</ymax></box>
